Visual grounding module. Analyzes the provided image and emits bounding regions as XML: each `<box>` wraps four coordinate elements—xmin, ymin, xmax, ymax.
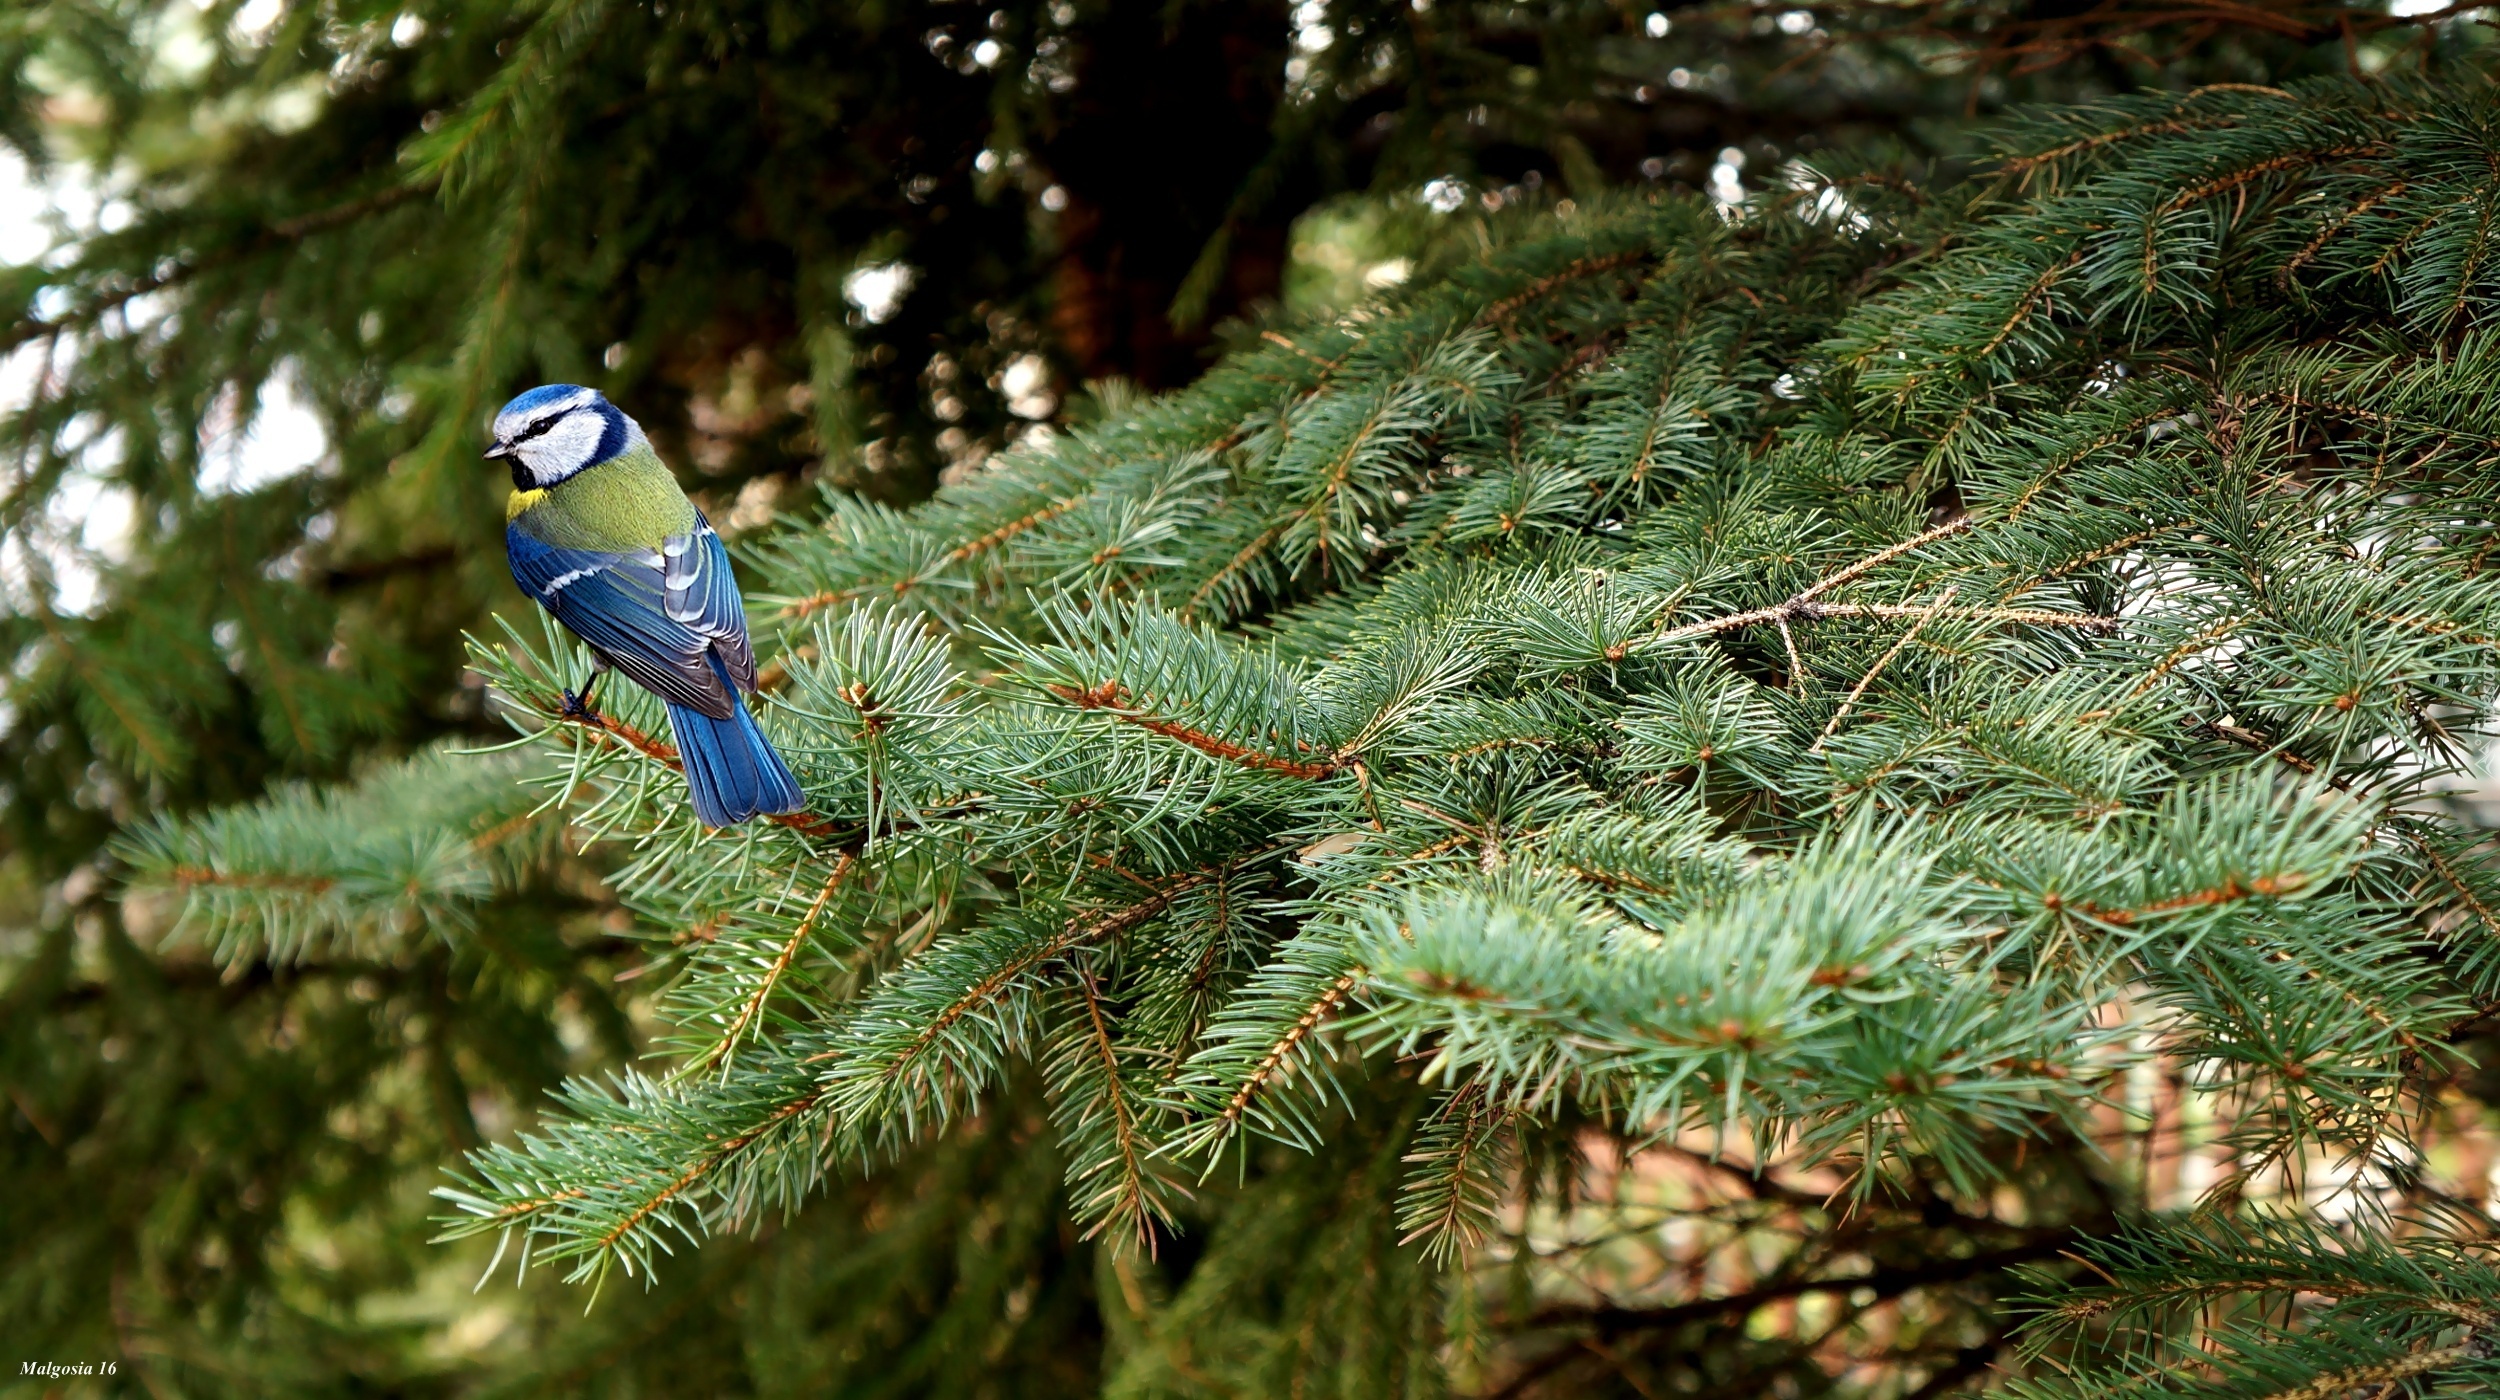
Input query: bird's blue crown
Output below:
<box><xmin>488</xmin><ymin>384</ymin><xmax>638</xmax><ymax>488</ymax></box>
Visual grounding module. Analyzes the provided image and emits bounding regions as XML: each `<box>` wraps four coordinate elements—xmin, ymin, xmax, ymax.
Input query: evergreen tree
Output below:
<box><xmin>130</xmin><ymin>67</ymin><xmax>2500</xmax><ymax>1396</ymax></box>
<box><xmin>11</xmin><ymin>3</ymin><xmax>2500</xmax><ymax>1397</ymax></box>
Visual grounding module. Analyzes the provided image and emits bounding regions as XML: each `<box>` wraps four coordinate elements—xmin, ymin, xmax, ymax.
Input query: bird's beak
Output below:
<box><xmin>483</xmin><ymin>441</ymin><xmax>513</xmax><ymax>461</ymax></box>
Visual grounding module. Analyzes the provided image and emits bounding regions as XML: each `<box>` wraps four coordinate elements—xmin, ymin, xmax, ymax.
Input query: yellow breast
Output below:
<box><xmin>506</xmin><ymin>487</ymin><xmax>549</xmax><ymax>521</ymax></box>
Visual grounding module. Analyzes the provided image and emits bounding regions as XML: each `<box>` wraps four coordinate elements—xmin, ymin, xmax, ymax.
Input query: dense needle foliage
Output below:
<box><xmin>16</xmin><ymin>3</ymin><xmax>2500</xmax><ymax>1397</ymax></box>
<box><xmin>126</xmin><ymin>73</ymin><xmax>2500</xmax><ymax>1395</ymax></box>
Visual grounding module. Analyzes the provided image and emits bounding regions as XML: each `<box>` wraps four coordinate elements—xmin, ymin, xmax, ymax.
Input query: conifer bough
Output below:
<box><xmin>140</xmin><ymin>77</ymin><xmax>2500</xmax><ymax>1391</ymax></box>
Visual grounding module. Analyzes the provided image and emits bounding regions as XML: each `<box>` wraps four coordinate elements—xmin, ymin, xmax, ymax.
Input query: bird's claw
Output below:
<box><xmin>558</xmin><ymin>688</ymin><xmax>604</xmax><ymax>722</ymax></box>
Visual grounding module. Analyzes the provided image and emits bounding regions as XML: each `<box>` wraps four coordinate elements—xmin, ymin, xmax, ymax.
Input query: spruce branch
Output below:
<box><xmin>1046</xmin><ymin>681</ymin><xmax>1341</xmax><ymax>781</ymax></box>
<box><xmin>2254</xmin><ymin>1343</ymin><xmax>2477</xmax><ymax>1400</ymax></box>
<box><xmin>1181</xmin><ymin>517</ymin><xmax>1295</xmax><ymax>623</ymax></box>
<box><xmin>1210</xmin><ymin>970</ymin><xmax>1363</xmax><ymax>1140</ymax></box>
<box><xmin>418</xmin><ymin>86</ymin><xmax>2500</xmax><ymax>1384</ymax></box>
<box><xmin>1475</xmin><ymin>249</ymin><xmax>1650</xmax><ymax>328</ymax></box>
<box><xmin>1049</xmin><ymin>969</ymin><xmax>1190</xmax><ymax>1252</ymax></box>
<box><xmin>1636</xmin><ymin>517</ymin><xmax>2116</xmax><ymax>659</ymax></box>
<box><xmin>0</xmin><ymin>182</ymin><xmax>436</xmax><ymax>355</ymax></box>
<box><xmin>685</xmin><ymin>853</ymin><xmax>859</xmax><ymax>1081</ymax></box>
<box><xmin>1395</xmin><ymin>1082</ymin><xmax>1514</xmax><ymax>1264</ymax></box>
<box><xmin>823</xmin><ymin>869</ymin><xmax>1218</xmax><ymax>1141</ymax></box>
<box><xmin>773</xmin><ymin>493</ymin><xmax>1091</xmax><ymax>621</ymax></box>
<box><xmin>120</xmin><ymin>743</ymin><xmax>569</xmax><ymax>965</ymax></box>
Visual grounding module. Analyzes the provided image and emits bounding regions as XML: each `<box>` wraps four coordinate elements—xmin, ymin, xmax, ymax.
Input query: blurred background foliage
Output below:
<box><xmin>0</xmin><ymin>0</ymin><xmax>2492</xmax><ymax>1394</ymax></box>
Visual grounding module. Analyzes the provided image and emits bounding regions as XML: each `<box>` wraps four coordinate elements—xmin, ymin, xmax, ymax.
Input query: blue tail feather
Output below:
<box><xmin>666</xmin><ymin>676</ymin><xmax>804</xmax><ymax>828</ymax></box>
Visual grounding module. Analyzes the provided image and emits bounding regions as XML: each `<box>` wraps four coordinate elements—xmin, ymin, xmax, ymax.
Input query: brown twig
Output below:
<box><xmin>165</xmin><ymin>866</ymin><xmax>338</xmax><ymax>895</ymax></box>
<box><xmin>1046</xmin><ymin>681</ymin><xmax>1340</xmax><ymax>780</ymax></box>
<box><xmin>1207</xmin><ymin>969</ymin><xmax>1364</xmax><ymax>1137</ymax></box>
<box><xmin>689</xmin><ymin>853</ymin><xmax>858</xmax><ymax>1078</ymax></box>
<box><xmin>1476</xmin><ymin>250</ymin><xmax>1649</xmax><ymax>327</ymax></box>
<box><xmin>1812</xmin><ymin>586</ymin><xmax>1957</xmax><ymax>755</ymax></box>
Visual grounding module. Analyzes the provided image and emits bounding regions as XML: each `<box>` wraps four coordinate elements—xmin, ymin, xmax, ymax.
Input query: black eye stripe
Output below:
<box><xmin>504</xmin><ymin>407</ymin><xmax>574</xmax><ymax>447</ymax></box>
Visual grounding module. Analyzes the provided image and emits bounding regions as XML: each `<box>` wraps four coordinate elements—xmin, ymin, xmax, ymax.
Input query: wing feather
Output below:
<box><xmin>661</xmin><ymin>517</ymin><xmax>758</xmax><ymax>689</ymax></box>
<box><xmin>508</xmin><ymin>525</ymin><xmax>735</xmax><ymax>718</ymax></box>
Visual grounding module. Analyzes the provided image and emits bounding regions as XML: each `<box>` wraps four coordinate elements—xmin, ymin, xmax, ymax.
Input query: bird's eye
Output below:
<box><xmin>505</xmin><ymin>412</ymin><xmax>565</xmax><ymax>448</ymax></box>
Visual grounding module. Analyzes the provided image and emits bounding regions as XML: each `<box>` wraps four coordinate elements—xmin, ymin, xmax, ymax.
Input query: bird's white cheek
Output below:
<box><xmin>521</xmin><ymin>413</ymin><xmax>606</xmax><ymax>481</ymax></box>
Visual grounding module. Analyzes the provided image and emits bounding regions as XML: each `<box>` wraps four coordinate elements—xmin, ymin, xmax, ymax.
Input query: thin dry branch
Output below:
<box><xmin>1800</xmin><ymin>516</ymin><xmax>1975</xmax><ymax>604</ymax></box>
<box><xmin>1641</xmin><ymin>517</ymin><xmax>2114</xmax><ymax>655</ymax></box>
<box><xmin>1813</xmin><ymin>586</ymin><xmax>1958</xmax><ymax>754</ymax></box>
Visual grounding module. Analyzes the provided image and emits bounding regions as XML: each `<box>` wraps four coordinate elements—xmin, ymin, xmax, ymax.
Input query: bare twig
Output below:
<box><xmin>1776</xmin><ymin>614</ymin><xmax>1808</xmax><ymax>689</ymax></box>
<box><xmin>1640</xmin><ymin>517</ymin><xmax>2112</xmax><ymax>656</ymax></box>
<box><xmin>1812</xmin><ymin>587</ymin><xmax>1957</xmax><ymax>755</ymax></box>
<box><xmin>1798</xmin><ymin>516</ymin><xmax>1974</xmax><ymax>605</ymax></box>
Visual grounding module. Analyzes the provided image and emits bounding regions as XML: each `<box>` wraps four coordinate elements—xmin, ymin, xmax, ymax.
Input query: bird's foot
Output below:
<box><xmin>556</xmin><ymin>665</ymin><xmax>608</xmax><ymax>723</ymax></box>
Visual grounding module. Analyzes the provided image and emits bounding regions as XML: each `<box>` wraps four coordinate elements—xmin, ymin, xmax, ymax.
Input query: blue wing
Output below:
<box><xmin>660</xmin><ymin>518</ymin><xmax>757</xmax><ymax>690</ymax></box>
<box><xmin>509</xmin><ymin>521</ymin><xmax>745</xmax><ymax>719</ymax></box>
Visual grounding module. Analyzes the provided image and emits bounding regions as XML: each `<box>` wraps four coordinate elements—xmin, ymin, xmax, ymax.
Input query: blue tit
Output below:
<box><xmin>489</xmin><ymin>384</ymin><xmax>804</xmax><ymax>827</ymax></box>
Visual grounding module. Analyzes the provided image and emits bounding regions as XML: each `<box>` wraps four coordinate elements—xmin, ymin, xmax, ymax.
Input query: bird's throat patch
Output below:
<box><xmin>507</xmin><ymin>487</ymin><xmax>549</xmax><ymax>520</ymax></box>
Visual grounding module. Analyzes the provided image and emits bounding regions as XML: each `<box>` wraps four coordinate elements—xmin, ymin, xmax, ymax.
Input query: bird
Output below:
<box><xmin>489</xmin><ymin>384</ymin><xmax>805</xmax><ymax>828</ymax></box>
